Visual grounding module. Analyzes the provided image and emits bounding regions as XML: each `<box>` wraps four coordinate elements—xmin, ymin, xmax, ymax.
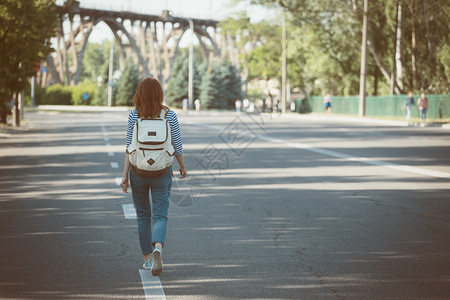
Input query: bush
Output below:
<box><xmin>24</xmin><ymin>85</ymin><xmax>46</xmax><ymax>106</ymax></box>
<box><xmin>42</xmin><ymin>84</ymin><xmax>72</xmax><ymax>105</ymax></box>
<box><xmin>71</xmin><ymin>81</ymin><xmax>97</xmax><ymax>105</ymax></box>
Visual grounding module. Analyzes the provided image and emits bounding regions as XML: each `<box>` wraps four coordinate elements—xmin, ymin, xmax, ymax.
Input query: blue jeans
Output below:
<box><xmin>130</xmin><ymin>166</ymin><xmax>172</xmax><ymax>255</ymax></box>
<box><xmin>419</xmin><ymin>108</ymin><xmax>427</xmax><ymax>120</ymax></box>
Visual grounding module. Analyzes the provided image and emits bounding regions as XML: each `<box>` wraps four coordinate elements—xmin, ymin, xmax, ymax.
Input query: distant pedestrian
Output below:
<box><xmin>323</xmin><ymin>92</ymin><xmax>332</xmax><ymax>114</ymax></box>
<box><xmin>182</xmin><ymin>97</ymin><xmax>188</xmax><ymax>112</ymax></box>
<box><xmin>243</xmin><ymin>98</ymin><xmax>250</xmax><ymax>112</ymax></box>
<box><xmin>120</xmin><ymin>78</ymin><xmax>187</xmax><ymax>276</ymax></box>
<box><xmin>417</xmin><ymin>92</ymin><xmax>428</xmax><ymax>120</ymax></box>
<box><xmin>194</xmin><ymin>99</ymin><xmax>200</xmax><ymax>111</ymax></box>
<box><xmin>235</xmin><ymin>99</ymin><xmax>242</xmax><ymax>112</ymax></box>
<box><xmin>404</xmin><ymin>91</ymin><xmax>415</xmax><ymax>120</ymax></box>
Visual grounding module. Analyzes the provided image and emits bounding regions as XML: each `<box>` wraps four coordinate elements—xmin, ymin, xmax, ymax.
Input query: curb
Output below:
<box><xmin>26</xmin><ymin>105</ymin><xmax>132</xmax><ymax>112</ymax></box>
<box><xmin>23</xmin><ymin>106</ymin><xmax>449</xmax><ymax>129</ymax></box>
<box><xmin>277</xmin><ymin>113</ymin><xmax>449</xmax><ymax>129</ymax></box>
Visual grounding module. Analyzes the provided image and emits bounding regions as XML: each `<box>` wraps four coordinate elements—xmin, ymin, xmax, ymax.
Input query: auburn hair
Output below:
<box><xmin>134</xmin><ymin>78</ymin><xmax>166</xmax><ymax>119</ymax></box>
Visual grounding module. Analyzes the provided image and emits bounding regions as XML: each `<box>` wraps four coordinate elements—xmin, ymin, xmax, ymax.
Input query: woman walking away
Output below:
<box><xmin>120</xmin><ymin>78</ymin><xmax>187</xmax><ymax>276</ymax></box>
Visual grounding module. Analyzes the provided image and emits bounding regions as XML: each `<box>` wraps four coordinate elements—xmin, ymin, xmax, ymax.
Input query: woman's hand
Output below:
<box><xmin>175</xmin><ymin>155</ymin><xmax>187</xmax><ymax>179</ymax></box>
<box><xmin>120</xmin><ymin>175</ymin><xmax>129</xmax><ymax>193</ymax></box>
<box><xmin>179</xmin><ymin>167</ymin><xmax>187</xmax><ymax>179</ymax></box>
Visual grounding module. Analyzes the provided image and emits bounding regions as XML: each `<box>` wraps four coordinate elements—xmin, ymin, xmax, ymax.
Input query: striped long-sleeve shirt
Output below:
<box><xmin>126</xmin><ymin>109</ymin><xmax>184</xmax><ymax>157</ymax></box>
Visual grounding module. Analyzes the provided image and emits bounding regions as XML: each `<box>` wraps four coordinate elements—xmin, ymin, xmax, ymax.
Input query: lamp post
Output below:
<box><xmin>358</xmin><ymin>0</ymin><xmax>368</xmax><ymax>117</ymax></box>
<box><xmin>281</xmin><ymin>10</ymin><xmax>287</xmax><ymax>114</ymax></box>
<box><xmin>108</xmin><ymin>41</ymin><xmax>114</xmax><ymax>107</ymax></box>
<box><xmin>188</xmin><ymin>19</ymin><xmax>194</xmax><ymax>111</ymax></box>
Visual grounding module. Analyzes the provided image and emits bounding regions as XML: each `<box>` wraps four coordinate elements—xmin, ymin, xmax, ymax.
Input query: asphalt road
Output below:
<box><xmin>0</xmin><ymin>110</ymin><xmax>449</xmax><ymax>300</ymax></box>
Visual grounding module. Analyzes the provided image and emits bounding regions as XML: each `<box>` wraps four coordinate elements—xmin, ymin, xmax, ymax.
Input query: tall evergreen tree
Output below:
<box><xmin>199</xmin><ymin>66</ymin><xmax>220</xmax><ymax>108</ymax></box>
<box><xmin>217</xmin><ymin>62</ymin><xmax>242</xmax><ymax>108</ymax></box>
<box><xmin>116</xmin><ymin>60</ymin><xmax>140</xmax><ymax>106</ymax></box>
<box><xmin>199</xmin><ymin>61</ymin><xmax>242</xmax><ymax>109</ymax></box>
<box><xmin>166</xmin><ymin>53</ymin><xmax>189</xmax><ymax>107</ymax></box>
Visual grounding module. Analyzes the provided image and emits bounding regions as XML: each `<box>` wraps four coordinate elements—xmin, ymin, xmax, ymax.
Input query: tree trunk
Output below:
<box><xmin>410</xmin><ymin>0</ymin><xmax>417</xmax><ymax>90</ymax></box>
<box><xmin>374</xmin><ymin>68</ymin><xmax>379</xmax><ymax>96</ymax></box>
<box><xmin>367</xmin><ymin>34</ymin><xmax>401</xmax><ymax>94</ymax></box>
<box><xmin>355</xmin><ymin>1</ymin><xmax>401</xmax><ymax>94</ymax></box>
<box><xmin>13</xmin><ymin>93</ymin><xmax>20</xmax><ymax>127</ymax></box>
<box><xmin>395</xmin><ymin>0</ymin><xmax>404</xmax><ymax>91</ymax></box>
<box><xmin>390</xmin><ymin>0</ymin><xmax>400</xmax><ymax>95</ymax></box>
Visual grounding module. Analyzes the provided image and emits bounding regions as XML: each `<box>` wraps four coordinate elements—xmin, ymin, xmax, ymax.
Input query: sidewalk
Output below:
<box><xmin>279</xmin><ymin>112</ymin><xmax>450</xmax><ymax>129</ymax></box>
<box><xmin>13</xmin><ymin>105</ymin><xmax>450</xmax><ymax>130</ymax></box>
<box><xmin>26</xmin><ymin>105</ymin><xmax>132</xmax><ymax>112</ymax></box>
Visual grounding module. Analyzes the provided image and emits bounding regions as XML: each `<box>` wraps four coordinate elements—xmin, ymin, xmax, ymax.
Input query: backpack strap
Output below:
<box><xmin>160</xmin><ymin>107</ymin><xmax>169</xmax><ymax>119</ymax></box>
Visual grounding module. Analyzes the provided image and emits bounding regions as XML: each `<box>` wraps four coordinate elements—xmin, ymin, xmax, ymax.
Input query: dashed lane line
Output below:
<box><xmin>106</xmin><ymin>121</ymin><xmax>166</xmax><ymax>300</ymax></box>
<box><xmin>258</xmin><ymin>135</ymin><xmax>450</xmax><ymax>180</ymax></box>
<box><xmin>122</xmin><ymin>205</ymin><xmax>166</xmax><ymax>299</ymax></box>
<box><xmin>187</xmin><ymin>122</ymin><xmax>450</xmax><ymax>180</ymax></box>
<box><xmin>122</xmin><ymin>204</ymin><xmax>137</xmax><ymax>219</ymax></box>
<box><xmin>139</xmin><ymin>270</ymin><xmax>166</xmax><ymax>300</ymax></box>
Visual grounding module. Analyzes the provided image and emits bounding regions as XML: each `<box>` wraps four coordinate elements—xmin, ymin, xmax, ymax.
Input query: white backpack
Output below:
<box><xmin>127</xmin><ymin>108</ymin><xmax>175</xmax><ymax>176</ymax></box>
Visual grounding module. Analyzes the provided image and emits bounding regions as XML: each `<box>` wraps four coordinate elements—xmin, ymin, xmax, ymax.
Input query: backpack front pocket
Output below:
<box><xmin>138</xmin><ymin>148</ymin><xmax>166</xmax><ymax>170</ymax></box>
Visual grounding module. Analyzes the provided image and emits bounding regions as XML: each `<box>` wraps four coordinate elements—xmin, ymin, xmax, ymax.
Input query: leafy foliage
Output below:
<box><xmin>0</xmin><ymin>0</ymin><xmax>57</xmax><ymax>111</ymax></box>
<box><xmin>70</xmin><ymin>81</ymin><xmax>97</xmax><ymax>105</ymax></box>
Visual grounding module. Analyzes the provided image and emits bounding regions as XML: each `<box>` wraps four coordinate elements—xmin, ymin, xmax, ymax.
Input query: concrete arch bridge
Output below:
<box><xmin>44</xmin><ymin>1</ymin><xmax>239</xmax><ymax>88</ymax></box>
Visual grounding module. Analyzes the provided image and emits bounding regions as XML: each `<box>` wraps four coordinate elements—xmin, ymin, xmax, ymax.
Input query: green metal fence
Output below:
<box><xmin>296</xmin><ymin>94</ymin><xmax>449</xmax><ymax>120</ymax></box>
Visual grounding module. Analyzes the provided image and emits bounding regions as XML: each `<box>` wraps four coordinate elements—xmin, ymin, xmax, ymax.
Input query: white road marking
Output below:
<box><xmin>258</xmin><ymin>135</ymin><xmax>450</xmax><ymax>180</ymax></box>
<box><xmin>115</xmin><ymin>177</ymin><xmax>122</xmax><ymax>186</ymax></box>
<box><xmin>105</xmin><ymin>143</ymin><xmax>111</xmax><ymax>147</ymax></box>
<box><xmin>104</xmin><ymin>137</ymin><xmax>110</xmax><ymax>141</ymax></box>
<box><xmin>139</xmin><ymin>270</ymin><xmax>166</xmax><ymax>300</ymax></box>
<box><xmin>122</xmin><ymin>204</ymin><xmax>137</xmax><ymax>219</ymax></box>
<box><xmin>110</xmin><ymin>162</ymin><xmax>119</xmax><ymax>168</ymax></box>
<box><xmin>108</xmin><ymin>152</ymin><xmax>115</xmax><ymax>156</ymax></box>
<box><xmin>189</xmin><ymin>122</ymin><xmax>450</xmax><ymax>180</ymax></box>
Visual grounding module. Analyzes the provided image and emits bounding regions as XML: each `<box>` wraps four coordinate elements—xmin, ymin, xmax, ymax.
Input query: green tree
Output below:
<box><xmin>116</xmin><ymin>60</ymin><xmax>140</xmax><ymax>106</ymax></box>
<box><xmin>166</xmin><ymin>47</ymin><xmax>204</xmax><ymax>108</ymax></box>
<box><xmin>249</xmin><ymin>0</ymin><xmax>450</xmax><ymax>94</ymax></box>
<box><xmin>80</xmin><ymin>42</ymin><xmax>105</xmax><ymax>83</ymax></box>
<box><xmin>199</xmin><ymin>61</ymin><xmax>242</xmax><ymax>109</ymax></box>
<box><xmin>0</xmin><ymin>0</ymin><xmax>57</xmax><ymax>123</ymax></box>
<box><xmin>217</xmin><ymin>62</ymin><xmax>242</xmax><ymax>108</ymax></box>
<box><xmin>166</xmin><ymin>53</ymin><xmax>189</xmax><ymax>107</ymax></box>
<box><xmin>199</xmin><ymin>65</ymin><xmax>220</xmax><ymax>108</ymax></box>
<box><xmin>91</xmin><ymin>41</ymin><xmax>122</xmax><ymax>106</ymax></box>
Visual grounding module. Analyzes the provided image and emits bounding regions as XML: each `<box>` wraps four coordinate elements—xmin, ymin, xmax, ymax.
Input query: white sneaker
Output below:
<box><xmin>143</xmin><ymin>258</ymin><xmax>152</xmax><ymax>270</ymax></box>
<box><xmin>151</xmin><ymin>247</ymin><xmax>163</xmax><ymax>276</ymax></box>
